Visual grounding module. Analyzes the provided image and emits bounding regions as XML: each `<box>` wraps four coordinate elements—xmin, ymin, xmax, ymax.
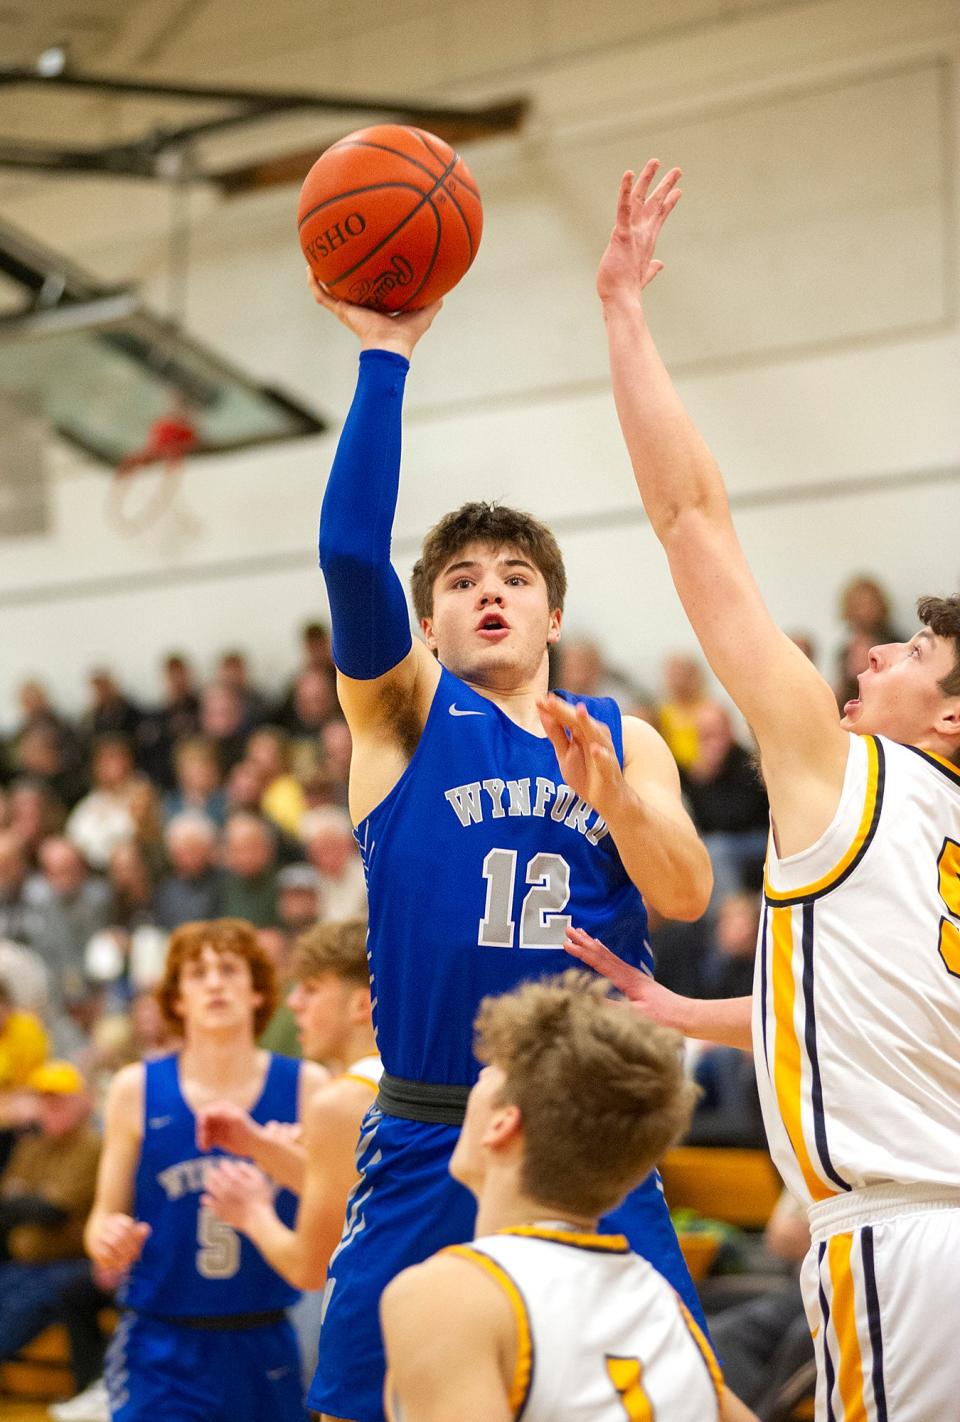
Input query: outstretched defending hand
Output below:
<box><xmin>202</xmin><ymin>1160</ymin><xmax>273</xmax><ymax>1233</ymax></box>
<box><xmin>89</xmin><ymin>1213</ymin><xmax>151</xmax><ymax>1274</ymax></box>
<box><xmin>307</xmin><ymin>270</ymin><xmax>442</xmax><ymax>359</ymax></box>
<box><xmin>537</xmin><ymin>694</ymin><xmax>626</xmax><ymax>821</ymax></box>
<box><xmin>597</xmin><ymin>160</ymin><xmax>682</xmax><ymax>304</ymax></box>
<box><xmin>564</xmin><ymin>926</ymin><xmax>686</xmax><ymax>1031</ymax></box>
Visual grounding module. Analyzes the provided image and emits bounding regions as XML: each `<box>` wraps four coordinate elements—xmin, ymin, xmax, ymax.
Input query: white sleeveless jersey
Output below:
<box><xmin>754</xmin><ymin>732</ymin><xmax>960</xmax><ymax>1208</ymax></box>
<box><xmin>340</xmin><ymin>1054</ymin><xmax>383</xmax><ymax>1091</ymax></box>
<box><xmin>447</xmin><ymin>1226</ymin><xmax>721</xmax><ymax>1421</ymax></box>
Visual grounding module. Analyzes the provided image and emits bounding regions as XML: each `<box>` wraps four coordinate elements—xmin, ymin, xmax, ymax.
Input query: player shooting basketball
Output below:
<box><xmin>305</xmin><ymin>270</ymin><xmax>715</xmax><ymax>1422</ymax></box>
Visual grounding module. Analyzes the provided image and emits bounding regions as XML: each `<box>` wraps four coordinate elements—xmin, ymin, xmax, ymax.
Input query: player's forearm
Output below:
<box><xmin>673</xmin><ymin>993</ymin><xmax>753</xmax><ymax>1051</ymax></box>
<box><xmin>240</xmin><ymin>1201</ymin><xmax>324</xmax><ymax>1290</ymax></box>
<box><xmin>318</xmin><ymin>350</ymin><xmax>413</xmax><ymax>679</ymax></box>
<box><xmin>602</xmin><ymin>293</ymin><xmax>730</xmax><ymax>542</ymax></box>
<box><xmin>604</xmin><ymin>785</ymin><xmax>712</xmax><ymax>921</ymax></box>
<box><xmin>247</xmin><ymin>1132</ymin><xmax>306</xmax><ymax>1194</ymax></box>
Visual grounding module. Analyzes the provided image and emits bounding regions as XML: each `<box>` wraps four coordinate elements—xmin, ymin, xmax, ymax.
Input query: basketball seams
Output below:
<box><xmin>298</xmin><ymin>181</ymin><xmax>429</xmax><ymax>232</ymax></box>
<box><xmin>392</xmin><ymin>197</ymin><xmax>444</xmax><ymax>313</ymax></box>
<box><xmin>318</xmin><ymin>155</ymin><xmax>460</xmax><ymax>294</ymax></box>
<box><xmin>324</xmin><ymin>135</ymin><xmax>482</xmax><ymax>201</ymax></box>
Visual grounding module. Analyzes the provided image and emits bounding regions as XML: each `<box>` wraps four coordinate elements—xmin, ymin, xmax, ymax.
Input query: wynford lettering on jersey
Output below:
<box><xmin>444</xmin><ymin>776</ymin><xmax>609</xmax><ymax>844</ymax></box>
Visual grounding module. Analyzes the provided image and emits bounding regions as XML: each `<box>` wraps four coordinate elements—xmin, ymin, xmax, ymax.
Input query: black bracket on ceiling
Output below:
<box><xmin>0</xmin><ymin>63</ymin><xmax>529</xmax><ymax>189</ymax></box>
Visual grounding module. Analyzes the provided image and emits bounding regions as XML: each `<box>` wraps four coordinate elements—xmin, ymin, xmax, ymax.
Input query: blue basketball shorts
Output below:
<box><xmin>308</xmin><ymin>1104</ymin><xmax>707</xmax><ymax>1422</ymax></box>
<box><xmin>105</xmin><ymin>1310</ymin><xmax>307</xmax><ymax>1422</ymax></box>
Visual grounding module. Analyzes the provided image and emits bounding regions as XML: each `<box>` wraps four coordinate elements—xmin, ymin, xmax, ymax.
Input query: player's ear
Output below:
<box><xmin>547</xmin><ymin>608</ymin><xmax>562</xmax><ymax>646</ymax></box>
<box><xmin>933</xmin><ymin>695</ymin><xmax>960</xmax><ymax>748</ymax></box>
<box><xmin>420</xmin><ymin>615</ymin><xmax>438</xmax><ymax>652</ymax></box>
<box><xmin>349</xmin><ymin>987</ymin><xmax>373</xmax><ymax>1026</ymax></box>
<box><xmin>482</xmin><ymin>1102</ymin><xmax>522</xmax><ymax>1151</ymax></box>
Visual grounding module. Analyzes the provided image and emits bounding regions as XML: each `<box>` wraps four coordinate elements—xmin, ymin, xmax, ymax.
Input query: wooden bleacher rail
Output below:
<box><xmin>660</xmin><ymin>1146</ymin><xmax>783</xmax><ymax>1229</ymax></box>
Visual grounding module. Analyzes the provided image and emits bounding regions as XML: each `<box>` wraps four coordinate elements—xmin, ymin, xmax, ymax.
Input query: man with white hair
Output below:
<box><xmin>301</xmin><ymin>808</ymin><xmax>366</xmax><ymax>922</ymax></box>
<box><xmin>152</xmin><ymin>814</ymin><xmax>223</xmax><ymax>930</ymax></box>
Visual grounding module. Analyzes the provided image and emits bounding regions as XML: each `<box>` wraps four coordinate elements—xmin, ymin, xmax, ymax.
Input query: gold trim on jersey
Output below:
<box><xmin>769</xmin><ymin>906</ymin><xmax>833</xmax><ymax>1203</ymax></box>
<box><xmin>826</xmin><ymin>1232</ymin><xmax>867</xmax><ymax>1421</ymax></box>
<box><xmin>677</xmin><ymin>1299</ymin><xmax>724</xmax><ymax>1408</ymax></box>
<box><xmin>906</xmin><ymin>744</ymin><xmax>960</xmax><ymax>787</ymax></box>
<box><xmin>443</xmin><ymin>1244</ymin><xmax>533</xmax><ymax>1417</ymax></box>
<box><xmin>497</xmin><ymin>1225</ymin><xmax>630</xmax><ymax>1253</ymax></box>
<box><xmin>764</xmin><ymin>735</ymin><xmax>882</xmax><ymax>904</ymax></box>
<box><xmin>339</xmin><ymin>1073</ymin><xmax>381</xmax><ymax>1090</ymax></box>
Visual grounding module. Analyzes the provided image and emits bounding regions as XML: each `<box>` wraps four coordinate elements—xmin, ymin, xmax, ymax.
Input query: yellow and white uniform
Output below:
<box><xmin>755</xmin><ymin>732</ymin><xmax>960</xmax><ymax>1420</ymax></box>
<box><xmin>339</xmin><ymin>1054</ymin><xmax>383</xmax><ymax>1093</ymax></box>
<box><xmin>446</xmin><ymin>1225</ymin><xmax>721</xmax><ymax>1421</ymax></box>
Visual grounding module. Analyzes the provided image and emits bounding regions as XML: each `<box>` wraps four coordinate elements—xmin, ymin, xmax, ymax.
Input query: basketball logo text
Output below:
<box><xmin>349</xmin><ymin>254</ymin><xmax>414</xmax><ymax>306</ymax></box>
<box><xmin>304</xmin><ymin>211</ymin><xmax>367</xmax><ymax>262</ymax></box>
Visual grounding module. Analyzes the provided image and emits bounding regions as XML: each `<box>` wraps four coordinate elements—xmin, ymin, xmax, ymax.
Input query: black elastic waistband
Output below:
<box><xmin>134</xmin><ymin>1308</ymin><xmax>287</xmax><ymax>1332</ymax></box>
<box><xmin>376</xmin><ymin>1072</ymin><xmax>471</xmax><ymax>1126</ymax></box>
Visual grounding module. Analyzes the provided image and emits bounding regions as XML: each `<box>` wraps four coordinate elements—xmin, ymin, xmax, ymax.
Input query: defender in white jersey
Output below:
<box><xmin>566</xmin><ymin>160</ymin><xmax>960</xmax><ymax>1420</ymax></box>
<box><xmin>381</xmin><ymin>972</ymin><xmax>756</xmax><ymax>1422</ymax></box>
<box><xmin>199</xmin><ymin>919</ymin><xmax>382</xmax><ymax>1293</ymax></box>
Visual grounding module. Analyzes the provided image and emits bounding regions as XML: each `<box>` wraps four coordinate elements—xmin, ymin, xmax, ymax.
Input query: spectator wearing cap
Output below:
<box><xmin>277</xmin><ymin>863</ymin><xmax>323</xmax><ymax>936</ymax></box>
<box><xmin>0</xmin><ymin>1060</ymin><xmax>104</xmax><ymax>1382</ymax></box>
<box><xmin>301</xmin><ymin>808</ymin><xmax>366</xmax><ymax>922</ymax></box>
<box><xmin>152</xmin><ymin>814</ymin><xmax>223</xmax><ymax>931</ymax></box>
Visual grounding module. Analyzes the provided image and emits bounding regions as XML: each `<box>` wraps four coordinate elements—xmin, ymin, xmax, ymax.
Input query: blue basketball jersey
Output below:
<box><xmin>357</xmin><ymin>667</ymin><xmax>653</xmax><ymax>1085</ymax></box>
<box><xmin>123</xmin><ymin>1052</ymin><xmax>301</xmax><ymax>1318</ymax></box>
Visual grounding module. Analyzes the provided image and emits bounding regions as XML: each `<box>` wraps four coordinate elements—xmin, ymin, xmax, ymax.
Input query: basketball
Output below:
<box><xmin>297</xmin><ymin>124</ymin><xmax>483</xmax><ymax>312</ymax></box>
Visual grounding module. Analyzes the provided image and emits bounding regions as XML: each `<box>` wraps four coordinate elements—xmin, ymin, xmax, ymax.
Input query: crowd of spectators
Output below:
<box><xmin>0</xmin><ymin>621</ymin><xmax>365</xmax><ymax>1089</ymax></box>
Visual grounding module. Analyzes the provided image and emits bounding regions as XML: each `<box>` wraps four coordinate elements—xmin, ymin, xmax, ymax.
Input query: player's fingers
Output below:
<box><xmin>648</xmin><ymin>166</ymin><xmax>682</xmax><ymax>210</ymax></box>
<box><xmin>631</xmin><ymin>159</ymin><xmax>660</xmax><ymax>208</ymax></box>
<box><xmin>615</xmin><ymin>169</ymin><xmax>635</xmax><ymax>228</ymax></box>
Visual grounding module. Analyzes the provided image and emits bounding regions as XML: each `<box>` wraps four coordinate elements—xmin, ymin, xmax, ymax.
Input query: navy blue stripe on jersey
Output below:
<box><xmin>861</xmin><ymin>1227</ymin><xmax>888</xmax><ymax>1422</ymax></box>
<box><xmin>759</xmin><ymin>902</ymin><xmax>770</xmax><ymax>1071</ymax></box>
<box><xmin>763</xmin><ymin>737</ymin><xmax>886</xmax><ymax>907</ymax></box>
<box><xmin>903</xmin><ymin>743</ymin><xmax>960</xmax><ymax>789</ymax></box>
<box><xmin>817</xmin><ymin>1242</ymin><xmax>838</xmax><ymax>1422</ymax></box>
<box><xmin>803</xmin><ymin>904</ymin><xmax>851</xmax><ymax>1193</ymax></box>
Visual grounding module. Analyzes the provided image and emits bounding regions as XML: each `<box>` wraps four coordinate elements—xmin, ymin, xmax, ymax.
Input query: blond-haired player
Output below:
<box><xmin>200</xmin><ymin>917</ymin><xmax>381</xmax><ymax>1291</ymax></box>
<box><xmin>566</xmin><ymin>160</ymin><xmax>960</xmax><ymax>1421</ymax></box>
<box><xmin>382</xmin><ymin>971</ymin><xmax>757</xmax><ymax>1422</ymax></box>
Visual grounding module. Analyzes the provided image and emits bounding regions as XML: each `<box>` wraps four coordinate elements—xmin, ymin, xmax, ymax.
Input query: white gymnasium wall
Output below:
<box><xmin>0</xmin><ymin>0</ymin><xmax>957</xmax><ymax>723</ymax></box>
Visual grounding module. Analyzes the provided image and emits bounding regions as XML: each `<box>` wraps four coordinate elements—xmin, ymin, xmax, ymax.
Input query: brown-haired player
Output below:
<box><xmin>564</xmin><ymin>161</ymin><xmax>960</xmax><ymax>1421</ymax></box>
<box><xmin>382</xmin><ymin>972</ymin><xmax>756</xmax><ymax>1422</ymax></box>
<box><xmin>305</xmin><ymin>268</ymin><xmax>713</xmax><ymax>1422</ymax></box>
<box><xmin>198</xmin><ymin>917</ymin><xmax>381</xmax><ymax>1292</ymax></box>
<box><xmin>85</xmin><ymin>919</ymin><xmax>326</xmax><ymax>1422</ymax></box>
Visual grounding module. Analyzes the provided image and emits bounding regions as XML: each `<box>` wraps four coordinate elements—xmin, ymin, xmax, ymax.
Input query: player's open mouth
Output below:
<box><xmin>843</xmin><ymin>698</ymin><xmax>861</xmax><ymax>715</ymax></box>
<box><xmin>476</xmin><ymin>613</ymin><xmax>510</xmax><ymax>639</ymax></box>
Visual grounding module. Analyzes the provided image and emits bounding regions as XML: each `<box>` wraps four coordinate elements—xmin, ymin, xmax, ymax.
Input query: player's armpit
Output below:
<box><xmin>380</xmin><ymin>1255</ymin><xmax>515</xmax><ymax>1422</ymax></box>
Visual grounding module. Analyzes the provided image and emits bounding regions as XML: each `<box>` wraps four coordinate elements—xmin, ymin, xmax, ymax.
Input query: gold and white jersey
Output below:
<box><xmin>446</xmin><ymin>1225</ymin><xmax>721</xmax><ymax>1421</ymax></box>
<box><xmin>754</xmin><ymin>732</ymin><xmax>960</xmax><ymax>1208</ymax></box>
<box><xmin>340</xmin><ymin>1054</ymin><xmax>383</xmax><ymax>1091</ymax></box>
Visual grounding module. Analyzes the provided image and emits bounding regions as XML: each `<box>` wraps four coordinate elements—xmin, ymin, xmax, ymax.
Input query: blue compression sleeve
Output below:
<box><xmin>318</xmin><ymin>348</ymin><xmax>414</xmax><ymax>680</ymax></box>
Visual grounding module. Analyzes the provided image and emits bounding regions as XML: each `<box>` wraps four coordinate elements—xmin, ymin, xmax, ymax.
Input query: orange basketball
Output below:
<box><xmin>297</xmin><ymin>124</ymin><xmax>483</xmax><ymax>312</ymax></box>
